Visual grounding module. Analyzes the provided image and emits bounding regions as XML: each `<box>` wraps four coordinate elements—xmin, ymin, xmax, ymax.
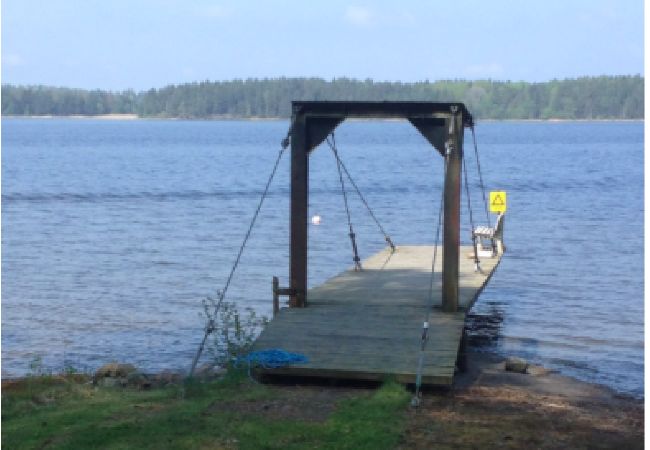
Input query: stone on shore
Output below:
<box><xmin>505</xmin><ymin>357</ymin><xmax>528</xmax><ymax>374</ymax></box>
<box><xmin>95</xmin><ymin>362</ymin><xmax>137</xmax><ymax>379</ymax></box>
<box><xmin>94</xmin><ymin>362</ymin><xmax>137</xmax><ymax>386</ymax></box>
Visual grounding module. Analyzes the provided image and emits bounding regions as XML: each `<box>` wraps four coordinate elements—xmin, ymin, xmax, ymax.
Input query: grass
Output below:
<box><xmin>2</xmin><ymin>370</ymin><xmax>411</xmax><ymax>449</ymax></box>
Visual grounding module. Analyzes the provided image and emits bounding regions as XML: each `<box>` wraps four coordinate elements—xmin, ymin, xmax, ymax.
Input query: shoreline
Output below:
<box><xmin>2</xmin><ymin>348</ymin><xmax>642</xmax><ymax>404</ymax></box>
<box><xmin>2</xmin><ymin>114</ymin><xmax>643</xmax><ymax>123</ymax></box>
<box><xmin>401</xmin><ymin>348</ymin><xmax>644</xmax><ymax>448</ymax></box>
<box><xmin>458</xmin><ymin>349</ymin><xmax>643</xmax><ymax>403</ymax></box>
<box><xmin>1</xmin><ymin>347</ymin><xmax>643</xmax><ymax>402</ymax></box>
<box><xmin>3</xmin><ymin>348</ymin><xmax>643</xmax><ymax>448</ymax></box>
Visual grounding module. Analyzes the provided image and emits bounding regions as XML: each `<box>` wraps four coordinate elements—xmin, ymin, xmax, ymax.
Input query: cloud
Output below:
<box><xmin>2</xmin><ymin>53</ymin><xmax>25</xmax><ymax>67</ymax></box>
<box><xmin>464</xmin><ymin>62</ymin><xmax>504</xmax><ymax>78</ymax></box>
<box><xmin>344</xmin><ymin>6</ymin><xmax>373</xmax><ymax>26</ymax></box>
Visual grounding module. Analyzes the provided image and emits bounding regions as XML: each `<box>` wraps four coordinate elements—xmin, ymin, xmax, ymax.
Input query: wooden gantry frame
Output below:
<box><xmin>287</xmin><ymin>101</ymin><xmax>473</xmax><ymax>313</ymax></box>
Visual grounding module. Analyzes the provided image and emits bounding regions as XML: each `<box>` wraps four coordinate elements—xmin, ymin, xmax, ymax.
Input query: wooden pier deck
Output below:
<box><xmin>253</xmin><ymin>245</ymin><xmax>501</xmax><ymax>386</ymax></box>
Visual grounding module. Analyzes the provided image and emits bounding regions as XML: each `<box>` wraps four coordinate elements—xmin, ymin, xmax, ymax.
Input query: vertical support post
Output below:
<box><xmin>442</xmin><ymin>107</ymin><xmax>463</xmax><ymax>312</ymax></box>
<box><xmin>272</xmin><ymin>276</ymin><xmax>280</xmax><ymax>317</ymax></box>
<box><xmin>289</xmin><ymin>111</ymin><xmax>308</xmax><ymax>307</ymax></box>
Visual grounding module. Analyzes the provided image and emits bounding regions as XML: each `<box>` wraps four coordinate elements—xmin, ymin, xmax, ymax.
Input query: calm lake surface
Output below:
<box><xmin>1</xmin><ymin>118</ymin><xmax>643</xmax><ymax>397</ymax></box>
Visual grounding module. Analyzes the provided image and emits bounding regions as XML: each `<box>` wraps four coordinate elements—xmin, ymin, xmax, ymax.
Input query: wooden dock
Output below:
<box><xmin>252</xmin><ymin>245</ymin><xmax>501</xmax><ymax>386</ymax></box>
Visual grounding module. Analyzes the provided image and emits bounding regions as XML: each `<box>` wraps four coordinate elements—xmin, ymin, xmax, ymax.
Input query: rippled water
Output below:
<box><xmin>1</xmin><ymin>118</ymin><xmax>643</xmax><ymax>397</ymax></box>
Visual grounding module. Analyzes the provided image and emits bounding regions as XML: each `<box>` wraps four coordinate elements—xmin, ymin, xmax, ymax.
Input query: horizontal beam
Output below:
<box><xmin>292</xmin><ymin>101</ymin><xmax>473</xmax><ymax>126</ymax></box>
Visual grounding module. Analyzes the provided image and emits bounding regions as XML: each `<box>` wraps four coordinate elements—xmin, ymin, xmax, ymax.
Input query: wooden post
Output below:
<box><xmin>272</xmin><ymin>276</ymin><xmax>280</xmax><ymax>317</ymax></box>
<box><xmin>289</xmin><ymin>112</ymin><xmax>308</xmax><ymax>307</ymax></box>
<box><xmin>442</xmin><ymin>108</ymin><xmax>463</xmax><ymax>312</ymax></box>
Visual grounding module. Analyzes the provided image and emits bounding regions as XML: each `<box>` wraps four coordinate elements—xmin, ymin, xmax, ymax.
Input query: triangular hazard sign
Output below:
<box><xmin>491</xmin><ymin>194</ymin><xmax>504</xmax><ymax>206</ymax></box>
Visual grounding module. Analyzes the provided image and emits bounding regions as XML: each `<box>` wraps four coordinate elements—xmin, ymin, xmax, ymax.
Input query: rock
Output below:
<box><xmin>95</xmin><ymin>362</ymin><xmax>137</xmax><ymax>379</ymax></box>
<box><xmin>94</xmin><ymin>362</ymin><xmax>138</xmax><ymax>386</ymax></box>
<box><xmin>505</xmin><ymin>357</ymin><xmax>528</xmax><ymax>374</ymax></box>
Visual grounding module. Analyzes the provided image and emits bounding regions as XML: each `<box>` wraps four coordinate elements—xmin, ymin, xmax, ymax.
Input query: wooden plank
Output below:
<box><xmin>258</xmin><ymin>329</ymin><xmax>462</xmax><ymax>343</ymax></box>
<box><xmin>279</xmin><ymin>355</ymin><xmax>459</xmax><ymax>369</ymax></box>
<box><xmin>257</xmin><ymin>367</ymin><xmax>455</xmax><ymax>386</ymax></box>
<box><xmin>253</xmin><ymin>343</ymin><xmax>462</xmax><ymax>359</ymax></box>
<box><xmin>253</xmin><ymin>245</ymin><xmax>502</xmax><ymax>386</ymax></box>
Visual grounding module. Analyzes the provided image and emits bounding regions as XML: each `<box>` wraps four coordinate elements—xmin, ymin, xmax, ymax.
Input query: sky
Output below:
<box><xmin>1</xmin><ymin>0</ymin><xmax>644</xmax><ymax>90</ymax></box>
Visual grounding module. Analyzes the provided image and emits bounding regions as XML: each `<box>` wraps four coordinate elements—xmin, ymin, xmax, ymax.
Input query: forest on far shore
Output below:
<box><xmin>1</xmin><ymin>75</ymin><xmax>643</xmax><ymax>120</ymax></box>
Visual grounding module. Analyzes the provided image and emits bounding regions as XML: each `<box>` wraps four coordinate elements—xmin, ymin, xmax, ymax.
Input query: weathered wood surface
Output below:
<box><xmin>253</xmin><ymin>245</ymin><xmax>501</xmax><ymax>385</ymax></box>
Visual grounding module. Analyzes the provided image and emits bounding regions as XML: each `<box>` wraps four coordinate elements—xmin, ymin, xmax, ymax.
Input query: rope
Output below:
<box><xmin>327</xmin><ymin>147</ymin><xmax>396</xmax><ymax>252</ymax></box>
<box><xmin>470</xmin><ymin>125</ymin><xmax>490</xmax><ymax>227</ymax></box>
<box><xmin>236</xmin><ymin>349</ymin><xmax>308</xmax><ymax>369</ymax></box>
<box><xmin>462</xmin><ymin>150</ymin><xmax>481</xmax><ymax>272</ymax></box>
<box><xmin>326</xmin><ymin>133</ymin><xmax>362</xmax><ymax>271</ymax></box>
<box><xmin>412</xmin><ymin>147</ymin><xmax>447</xmax><ymax>407</ymax></box>
<box><xmin>189</xmin><ymin>127</ymin><xmax>291</xmax><ymax>377</ymax></box>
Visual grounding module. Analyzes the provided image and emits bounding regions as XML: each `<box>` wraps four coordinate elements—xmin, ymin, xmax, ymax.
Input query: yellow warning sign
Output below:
<box><xmin>489</xmin><ymin>191</ymin><xmax>507</xmax><ymax>213</ymax></box>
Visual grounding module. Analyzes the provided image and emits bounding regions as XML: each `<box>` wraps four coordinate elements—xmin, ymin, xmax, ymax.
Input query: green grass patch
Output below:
<box><xmin>2</xmin><ymin>371</ymin><xmax>411</xmax><ymax>449</ymax></box>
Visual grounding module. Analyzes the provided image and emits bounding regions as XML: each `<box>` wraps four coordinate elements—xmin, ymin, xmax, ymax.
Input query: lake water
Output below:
<box><xmin>1</xmin><ymin>118</ymin><xmax>644</xmax><ymax>398</ymax></box>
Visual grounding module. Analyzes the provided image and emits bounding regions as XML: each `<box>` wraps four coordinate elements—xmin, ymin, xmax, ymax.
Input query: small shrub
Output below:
<box><xmin>204</xmin><ymin>299</ymin><xmax>268</xmax><ymax>367</ymax></box>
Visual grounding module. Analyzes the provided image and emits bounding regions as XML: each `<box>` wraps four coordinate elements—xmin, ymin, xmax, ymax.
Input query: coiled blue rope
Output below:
<box><xmin>236</xmin><ymin>349</ymin><xmax>308</xmax><ymax>369</ymax></box>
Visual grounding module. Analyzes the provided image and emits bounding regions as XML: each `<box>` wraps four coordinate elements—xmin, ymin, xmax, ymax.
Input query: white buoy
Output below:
<box><xmin>311</xmin><ymin>214</ymin><xmax>322</xmax><ymax>225</ymax></box>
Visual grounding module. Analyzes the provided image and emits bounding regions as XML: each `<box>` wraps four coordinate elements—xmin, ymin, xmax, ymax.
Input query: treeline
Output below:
<box><xmin>2</xmin><ymin>86</ymin><xmax>138</xmax><ymax>116</ymax></box>
<box><xmin>2</xmin><ymin>75</ymin><xmax>644</xmax><ymax>120</ymax></box>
